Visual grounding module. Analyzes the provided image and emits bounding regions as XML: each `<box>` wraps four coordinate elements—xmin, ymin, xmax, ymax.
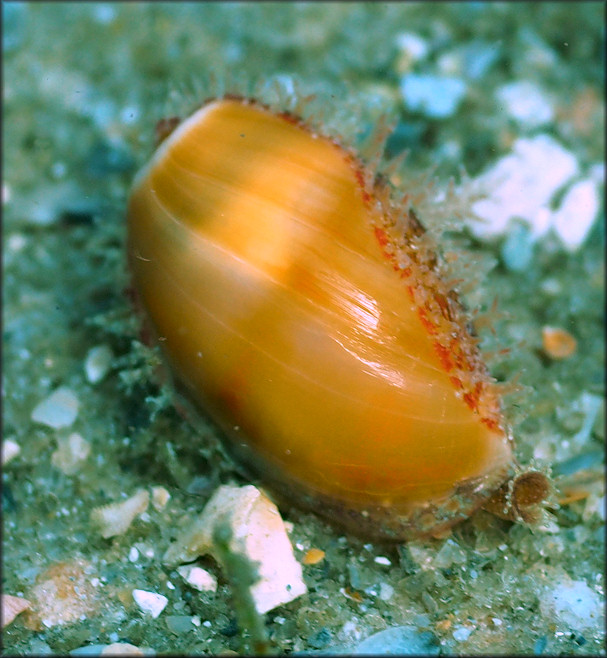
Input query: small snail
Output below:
<box><xmin>127</xmin><ymin>95</ymin><xmax>545</xmax><ymax>540</ymax></box>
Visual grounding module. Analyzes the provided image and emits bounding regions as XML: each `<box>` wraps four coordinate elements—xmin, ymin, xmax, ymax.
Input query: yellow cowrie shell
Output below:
<box><xmin>127</xmin><ymin>96</ymin><xmax>517</xmax><ymax>540</ymax></box>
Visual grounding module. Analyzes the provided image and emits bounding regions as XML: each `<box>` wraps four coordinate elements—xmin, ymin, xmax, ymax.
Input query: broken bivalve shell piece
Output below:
<box><xmin>91</xmin><ymin>488</ymin><xmax>150</xmax><ymax>539</ymax></box>
<box><xmin>163</xmin><ymin>484</ymin><xmax>307</xmax><ymax>614</ymax></box>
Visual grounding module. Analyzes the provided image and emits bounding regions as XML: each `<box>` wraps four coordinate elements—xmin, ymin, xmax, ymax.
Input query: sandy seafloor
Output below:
<box><xmin>2</xmin><ymin>2</ymin><xmax>605</xmax><ymax>655</ymax></box>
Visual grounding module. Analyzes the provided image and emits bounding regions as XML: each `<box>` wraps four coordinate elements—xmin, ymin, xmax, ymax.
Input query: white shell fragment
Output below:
<box><xmin>469</xmin><ymin>134</ymin><xmax>601</xmax><ymax>253</ymax></box>
<box><xmin>132</xmin><ymin>589</ymin><xmax>168</xmax><ymax>619</ymax></box>
<box><xmin>163</xmin><ymin>484</ymin><xmax>307</xmax><ymax>614</ymax></box>
<box><xmin>1</xmin><ymin>594</ymin><xmax>31</xmax><ymax>627</ymax></box>
<box><xmin>91</xmin><ymin>489</ymin><xmax>150</xmax><ymax>539</ymax></box>
<box><xmin>551</xmin><ymin>177</ymin><xmax>600</xmax><ymax>252</ymax></box>
<box><xmin>51</xmin><ymin>432</ymin><xmax>91</xmax><ymax>475</ymax></box>
<box><xmin>31</xmin><ymin>558</ymin><xmax>99</xmax><ymax>628</ymax></box>
<box><xmin>151</xmin><ymin>486</ymin><xmax>171</xmax><ymax>511</ymax></box>
<box><xmin>31</xmin><ymin>386</ymin><xmax>80</xmax><ymax>429</ymax></box>
<box><xmin>469</xmin><ymin>135</ymin><xmax>579</xmax><ymax>238</ymax></box>
<box><xmin>84</xmin><ymin>344</ymin><xmax>114</xmax><ymax>384</ymax></box>
<box><xmin>496</xmin><ymin>80</ymin><xmax>554</xmax><ymax>128</ymax></box>
<box><xmin>177</xmin><ymin>565</ymin><xmax>217</xmax><ymax>593</ymax></box>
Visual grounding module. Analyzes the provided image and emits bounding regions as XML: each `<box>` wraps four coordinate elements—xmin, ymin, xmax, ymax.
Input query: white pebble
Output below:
<box><xmin>132</xmin><ymin>589</ymin><xmax>168</xmax><ymax>619</ymax></box>
<box><xmin>7</xmin><ymin>233</ymin><xmax>26</xmax><ymax>253</ymax></box>
<box><xmin>572</xmin><ymin>392</ymin><xmax>603</xmax><ymax>445</ymax></box>
<box><xmin>31</xmin><ymin>387</ymin><xmax>80</xmax><ymax>429</ymax></box>
<box><xmin>585</xmin><ymin>494</ymin><xmax>605</xmax><ymax>522</ymax></box>
<box><xmin>128</xmin><ymin>547</ymin><xmax>140</xmax><ymax>563</ymax></box>
<box><xmin>342</xmin><ymin>619</ymin><xmax>362</xmax><ymax>642</ymax></box>
<box><xmin>177</xmin><ymin>565</ymin><xmax>217</xmax><ymax>593</ymax></box>
<box><xmin>496</xmin><ymin>80</ymin><xmax>554</xmax><ymax>128</ymax></box>
<box><xmin>51</xmin><ymin>161</ymin><xmax>67</xmax><ymax>179</ymax></box>
<box><xmin>395</xmin><ymin>32</ymin><xmax>429</xmax><ymax>62</ymax></box>
<box><xmin>374</xmin><ymin>556</ymin><xmax>391</xmax><ymax>566</ymax></box>
<box><xmin>552</xmin><ymin>178</ymin><xmax>599</xmax><ymax>251</ymax></box>
<box><xmin>100</xmin><ymin>644</ymin><xmax>144</xmax><ymax>655</ymax></box>
<box><xmin>84</xmin><ymin>345</ymin><xmax>114</xmax><ymax>384</ymax></box>
<box><xmin>452</xmin><ymin>625</ymin><xmax>474</xmax><ymax>641</ymax></box>
<box><xmin>2</xmin><ymin>439</ymin><xmax>21</xmax><ymax>465</ymax></box>
<box><xmin>93</xmin><ymin>4</ymin><xmax>116</xmax><ymax>25</ymax></box>
<box><xmin>539</xmin><ymin>577</ymin><xmax>602</xmax><ymax>632</ymax></box>
<box><xmin>400</xmin><ymin>74</ymin><xmax>467</xmax><ymax>119</ymax></box>
<box><xmin>120</xmin><ymin>105</ymin><xmax>140</xmax><ymax>125</ymax></box>
<box><xmin>379</xmin><ymin>582</ymin><xmax>394</xmax><ymax>601</ymax></box>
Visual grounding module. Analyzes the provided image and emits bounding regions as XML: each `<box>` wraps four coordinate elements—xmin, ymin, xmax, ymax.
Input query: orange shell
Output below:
<box><xmin>541</xmin><ymin>326</ymin><xmax>577</xmax><ymax>360</ymax></box>
<box><xmin>126</xmin><ymin>97</ymin><xmax>514</xmax><ymax>540</ymax></box>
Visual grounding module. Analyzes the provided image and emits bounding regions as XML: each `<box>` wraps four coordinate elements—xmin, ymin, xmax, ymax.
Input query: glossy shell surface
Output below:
<box><xmin>127</xmin><ymin>97</ymin><xmax>514</xmax><ymax>539</ymax></box>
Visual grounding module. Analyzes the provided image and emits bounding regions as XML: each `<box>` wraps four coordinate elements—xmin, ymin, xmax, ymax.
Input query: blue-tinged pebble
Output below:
<box><xmin>400</xmin><ymin>74</ymin><xmax>467</xmax><ymax>119</ymax></box>
<box><xmin>2</xmin><ymin>2</ymin><xmax>27</xmax><ymax>53</ymax></box>
<box><xmin>552</xmin><ymin>450</ymin><xmax>603</xmax><ymax>477</ymax></box>
<box><xmin>385</xmin><ymin>121</ymin><xmax>426</xmax><ymax>156</ymax></box>
<box><xmin>500</xmin><ymin>221</ymin><xmax>535</xmax><ymax>272</ymax></box>
<box><xmin>534</xmin><ymin>635</ymin><xmax>548</xmax><ymax>654</ymax></box>
<box><xmin>352</xmin><ymin>625</ymin><xmax>440</xmax><ymax>655</ymax></box>
<box><xmin>461</xmin><ymin>41</ymin><xmax>500</xmax><ymax>79</ymax></box>
<box><xmin>28</xmin><ymin>639</ymin><xmax>53</xmax><ymax>655</ymax></box>
<box><xmin>86</xmin><ymin>142</ymin><xmax>135</xmax><ymax>178</ymax></box>
<box><xmin>70</xmin><ymin>646</ymin><xmax>111</xmax><ymax>656</ymax></box>
<box><xmin>166</xmin><ymin>614</ymin><xmax>196</xmax><ymax>634</ymax></box>
<box><xmin>308</xmin><ymin>627</ymin><xmax>332</xmax><ymax>649</ymax></box>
